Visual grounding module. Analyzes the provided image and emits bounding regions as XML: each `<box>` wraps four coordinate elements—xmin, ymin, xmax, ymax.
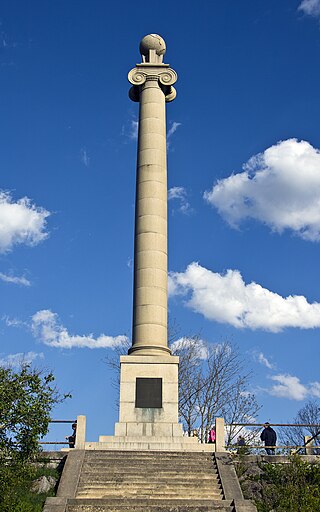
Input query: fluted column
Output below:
<box><xmin>128</xmin><ymin>35</ymin><xmax>177</xmax><ymax>356</ymax></box>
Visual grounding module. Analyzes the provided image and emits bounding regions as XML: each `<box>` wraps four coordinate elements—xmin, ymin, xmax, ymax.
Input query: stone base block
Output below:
<box><xmin>118</xmin><ymin>354</ymin><xmax>180</xmax><ymax>430</ymax></box>
<box><xmin>114</xmin><ymin>421</ymin><xmax>183</xmax><ymax>437</ymax></box>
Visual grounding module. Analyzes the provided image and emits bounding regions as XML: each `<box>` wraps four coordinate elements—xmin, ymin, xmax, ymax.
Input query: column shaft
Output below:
<box><xmin>130</xmin><ymin>78</ymin><xmax>170</xmax><ymax>355</ymax></box>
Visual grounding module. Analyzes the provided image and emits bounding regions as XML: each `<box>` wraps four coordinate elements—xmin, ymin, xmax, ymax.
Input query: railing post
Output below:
<box><xmin>215</xmin><ymin>417</ymin><xmax>225</xmax><ymax>452</ymax></box>
<box><xmin>75</xmin><ymin>415</ymin><xmax>86</xmax><ymax>449</ymax></box>
<box><xmin>304</xmin><ymin>435</ymin><xmax>314</xmax><ymax>455</ymax></box>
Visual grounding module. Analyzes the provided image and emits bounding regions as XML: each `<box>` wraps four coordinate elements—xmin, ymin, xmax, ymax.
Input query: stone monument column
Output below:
<box><xmin>128</xmin><ymin>34</ymin><xmax>177</xmax><ymax>356</ymax></box>
<box><xmin>111</xmin><ymin>35</ymin><xmax>184</xmax><ymax>441</ymax></box>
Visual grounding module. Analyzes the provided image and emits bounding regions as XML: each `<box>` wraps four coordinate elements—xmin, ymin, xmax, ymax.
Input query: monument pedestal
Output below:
<box><xmin>114</xmin><ymin>354</ymin><xmax>183</xmax><ymax>438</ymax></box>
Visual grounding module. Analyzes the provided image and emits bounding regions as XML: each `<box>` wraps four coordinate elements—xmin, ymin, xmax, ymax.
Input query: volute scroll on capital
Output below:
<box><xmin>128</xmin><ymin>68</ymin><xmax>147</xmax><ymax>86</ymax></box>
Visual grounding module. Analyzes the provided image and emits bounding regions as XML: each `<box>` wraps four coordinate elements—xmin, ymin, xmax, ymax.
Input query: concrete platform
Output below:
<box><xmin>83</xmin><ymin>437</ymin><xmax>216</xmax><ymax>452</ymax></box>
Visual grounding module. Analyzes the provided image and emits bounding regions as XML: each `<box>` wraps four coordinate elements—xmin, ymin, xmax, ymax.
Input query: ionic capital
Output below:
<box><xmin>128</xmin><ymin>65</ymin><xmax>177</xmax><ymax>103</ymax></box>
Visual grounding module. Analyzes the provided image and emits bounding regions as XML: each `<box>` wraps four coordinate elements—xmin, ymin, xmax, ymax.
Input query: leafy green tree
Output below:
<box><xmin>0</xmin><ymin>364</ymin><xmax>70</xmax><ymax>512</ymax></box>
<box><xmin>0</xmin><ymin>364</ymin><xmax>69</xmax><ymax>460</ymax></box>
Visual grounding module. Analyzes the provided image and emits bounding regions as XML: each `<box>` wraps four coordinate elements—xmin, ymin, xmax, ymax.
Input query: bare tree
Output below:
<box><xmin>104</xmin><ymin>338</ymin><xmax>130</xmax><ymax>410</ymax></box>
<box><xmin>172</xmin><ymin>338</ymin><xmax>260</xmax><ymax>443</ymax></box>
<box><xmin>171</xmin><ymin>337</ymin><xmax>203</xmax><ymax>436</ymax></box>
<box><xmin>281</xmin><ymin>400</ymin><xmax>320</xmax><ymax>449</ymax></box>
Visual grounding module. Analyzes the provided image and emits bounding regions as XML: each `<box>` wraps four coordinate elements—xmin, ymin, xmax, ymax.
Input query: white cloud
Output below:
<box><xmin>0</xmin><ymin>351</ymin><xmax>44</xmax><ymax>368</ymax></box>
<box><xmin>2</xmin><ymin>315</ymin><xmax>26</xmax><ymax>327</ymax></box>
<box><xmin>0</xmin><ymin>191</ymin><xmax>50</xmax><ymax>253</ymax></box>
<box><xmin>310</xmin><ymin>381</ymin><xmax>320</xmax><ymax>397</ymax></box>
<box><xmin>299</xmin><ymin>0</ymin><xmax>320</xmax><ymax>17</ymax></box>
<box><xmin>204</xmin><ymin>139</ymin><xmax>320</xmax><ymax>241</ymax></box>
<box><xmin>168</xmin><ymin>186</ymin><xmax>192</xmax><ymax>214</ymax></box>
<box><xmin>168</xmin><ymin>186</ymin><xmax>186</xmax><ymax>201</ymax></box>
<box><xmin>167</xmin><ymin>121</ymin><xmax>181</xmax><ymax>139</ymax></box>
<box><xmin>125</xmin><ymin>119</ymin><xmax>180</xmax><ymax>146</ymax></box>
<box><xmin>267</xmin><ymin>374</ymin><xmax>320</xmax><ymax>400</ymax></box>
<box><xmin>130</xmin><ymin>120</ymin><xmax>138</xmax><ymax>140</ymax></box>
<box><xmin>0</xmin><ymin>272</ymin><xmax>31</xmax><ymax>286</ymax></box>
<box><xmin>121</xmin><ymin>119</ymin><xmax>138</xmax><ymax>141</ymax></box>
<box><xmin>269</xmin><ymin>374</ymin><xmax>309</xmax><ymax>400</ymax></box>
<box><xmin>169</xmin><ymin>262</ymin><xmax>320</xmax><ymax>332</ymax></box>
<box><xmin>167</xmin><ymin>121</ymin><xmax>181</xmax><ymax>149</ymax></box>
<box><xmin>170</xmin><ymin>337</ymin><xmax>208</xmax><ymax>359</ymax></box>
<box><xmin>31</xmin><ymin>309</ymin><xmax>129</xmax><ymax>349</ymax></box>
<box><xmin>80</xmin><ymin>147</ymin><xmax>90</xmax><ymax>167</ymax></box>
<box><xmin>254</xmin><ymin>351</ymin><xmax>274</xmax><ymax>369</ymax></box>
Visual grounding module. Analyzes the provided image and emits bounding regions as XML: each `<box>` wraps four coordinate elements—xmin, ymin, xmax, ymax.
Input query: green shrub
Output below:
<box><xmin>255</xmin><ymin>455</ymin><xmax>320</xmax><ymax>512</ymax></box>
<box><xmin>0</xmin><ymin>364</ymin><xmax>69</xmax><ymax>511</ymax></box>
<box><xmin>0</xmin><ymin>462</ymin><xmax>60</xmax><ymax>512</ymax></box>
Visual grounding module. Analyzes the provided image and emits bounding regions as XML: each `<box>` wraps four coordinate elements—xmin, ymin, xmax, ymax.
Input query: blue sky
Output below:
<box><xmin>1</xmin><ymin>0</ymin><xmax>320</xmax><ymax>443</ymax></box>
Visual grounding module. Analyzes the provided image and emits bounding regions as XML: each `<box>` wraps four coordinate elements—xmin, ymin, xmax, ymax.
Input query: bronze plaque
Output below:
<box><xmin>135</xmin><ymin>377</ymin><xmax>162</xmax><ymax>408</ymax></box>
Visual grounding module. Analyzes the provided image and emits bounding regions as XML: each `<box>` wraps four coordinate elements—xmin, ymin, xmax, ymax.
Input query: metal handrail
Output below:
<box><xmin>227</xmin><ymin>444</ymin><xmax>318</xmax><ymax>450</ymax></box>
<box><xmin>49</xmin><ymin>420</ymin><xmax>77</xmax><ymax>424</ymax></box>
<box><xmin>40</xmin><ymin>441</ymin><xmax>69</xmax><ymax>445</ymax></box>
<box><xmin>39</xmin><ymin>419</ymin><xmax>77</xmax><ymax>446</ymax></box>
<box><xmin>226</xmin><ymin>423</ymin><xmax>320</xmax><ymax>428</ymax></box>
<box><xmin>224</xmin><ymin>422</ymin><xmax>320</xmax><ymax>453</ymax></box>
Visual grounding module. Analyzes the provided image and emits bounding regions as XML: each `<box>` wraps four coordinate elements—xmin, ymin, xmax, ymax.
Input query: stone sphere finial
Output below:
<box><xmin>139</xmin><ymin>34</ymin><xmax>166</xmax><ymax>63</ymax></box>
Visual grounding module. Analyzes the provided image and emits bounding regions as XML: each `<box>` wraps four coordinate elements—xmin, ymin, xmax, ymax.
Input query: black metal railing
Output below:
<box><xmin>40</xmin><ymin>419</ymin><xmax>77</xmax><ymax>446</ymax></box>
<box><xmin>225</xmin><ymin>422</ymin><xmax>320</xmax><ymax>454</ymax></box>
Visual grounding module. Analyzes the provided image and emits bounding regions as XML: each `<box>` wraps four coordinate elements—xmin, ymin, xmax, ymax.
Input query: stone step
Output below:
<box><xmin>77</xmin><ymin>490</ymin><xmax>223</xmax><ymax>497</ymax></box>
<box><xmin>82</xmin><ymin>463</ymin><xmax>218</xmax><ymax>470</ymax></box>
<box><xmin>77</xmin><ymin>481</ymin><xmax>222</xmax><ymax>489</ymax></box>
<box><xmin>78</xmin><ymin>479</ymin><xmax>222</xmax><ymax>486</ymax></box>
<box><xmin>83</xmin><ymin>451</ymin><xmax>214</xmax><ymax>458</ymax></box>
<box><xmin>77</xmin><ymin>488</ymin><xmax>222</xmax><ymax>494</ymax></box>
<box><xmin>83</xmin><ymin>458</ymin><xmax>216</xmax><ymax>464</ymax></box>
<box><xmin>83</xmin><ymin>458</ymin><xmax>215</xmax><ymax>465</ymax></box>
<box><xmin>82</xmin><ymin>465</ymin><xmax>217</xmax><ymax>473</ymax></box>
<box><xmin>82</xmin><ymin>466</ymin><xmax>217</xmax><ymax>473</ymax></box>
<box><xmin>86</xmin><ymin>456</ymin><xmax>213</xmax><ymax>462</ymax></box>
<box><xmin>85</xmin><ymin>445</ymin><xmax>215</xmax><ymax>452</ymax></box>
<box><xmin>83</xmin><ymin>452</ymin><xmax>213</xmax><ymax>458</ymax></box>
<box><xmin>81</xmin><ymin>462</ymin><xmax>218</xmax><ymax>471</ymax></box>
<box><xmin>81</xmin><ymin>464</ymin><xmax>218</xmax><ymax>473</ymax></box>
<box><xmin>77</xmin><ymin>485</ymin><xmax>223</xmax><ymax>494</ymax></box>
<box><xmin>76</xmin><ymin>492</ymin><xmax>224</xmax><ymax>500</ymax></box>
<box><xmin>78</xmin><ymin>475</ymin><xmax>221</xmax><ymax>489</ymax></box>
<box><xmin>99</xmin><ymin>437</ymin><xmax>199</xmax><ymax>444</ymax></box>
<box><xmin>67</xmin><ymin>498</ymin><xmax>234</xmax><ymax>512</ymax></box>
<box><xmin>79</xmin><ymin>475</ymin><xmax>220</xmax><ymax>482</ymax></box>
<box><xmin>82</xmin><ymin>465</ymin><xmax>217</xmax><ymax>472</ymax></box>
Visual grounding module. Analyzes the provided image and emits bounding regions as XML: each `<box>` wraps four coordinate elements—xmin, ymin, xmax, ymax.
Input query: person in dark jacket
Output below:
<box><xmin>236</xmin><ymin>435</ymin><xmax>247</xmax><ymax>454</ymax></box>
<box><xmin>260</xmin><ymin>422</ymin><xmax>277</xmax><ymax>455</ymax></box>
<box><xmin>66</xmin><ymin>422</ymin><xmax>77</xmax><ymax>448</ymax></box>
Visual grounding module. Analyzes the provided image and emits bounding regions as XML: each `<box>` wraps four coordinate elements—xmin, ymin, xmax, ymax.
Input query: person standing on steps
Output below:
<box><xmin>260</xmin><ymin>422</ymin><xmax>277</xmax><ymax>455</ymax></box>
<box><xmin>208</xmin><ymin>427</ymin><xmax>216</xmax><ymax>444</ymax></box>
<box><xmin>66</xmin><ymin>422</ymin><xmax>77</xmax><ymax>448</ymax></box>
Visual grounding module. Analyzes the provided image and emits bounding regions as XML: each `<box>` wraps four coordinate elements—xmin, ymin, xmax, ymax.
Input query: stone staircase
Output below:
<box><xmin>76</xmin><ymin>450</ymin><xmax>222</xmax><ymax>500</ymax></box>
<box><xmin>43</xmin><ymin>450</ymin><xmax>257</xmax><ymax>512</ymax></box>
